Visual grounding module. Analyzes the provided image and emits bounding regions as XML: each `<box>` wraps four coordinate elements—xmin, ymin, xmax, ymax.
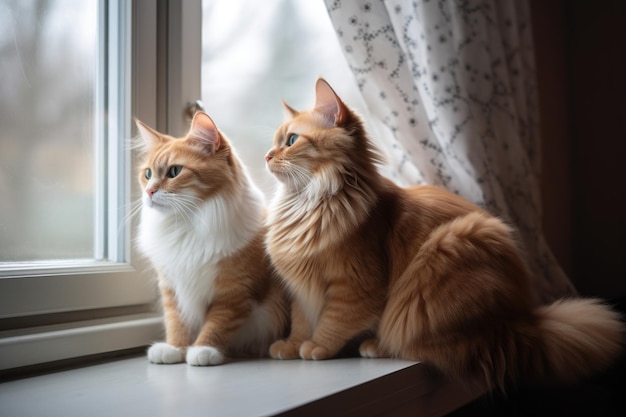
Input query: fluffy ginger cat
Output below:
<box><xmin>264</xmin><ymin>78</ymin><xmax>624</xmax><ymax>389</ymax></box>
<box><xmin>136</xmin><ymin>112</ymin><xmax>288</xmax><ymax>366</ymax></box>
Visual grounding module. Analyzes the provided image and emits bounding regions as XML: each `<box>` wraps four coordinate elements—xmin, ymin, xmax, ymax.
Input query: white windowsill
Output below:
<box><xmin>0</xmin><ymin>314</ymin><xmax>163</xmax><ymax>370</ymax></box>
<box><xmin>0</xmin><ymin>355</ymin><xmax>484</xmax><ymax>417</ymax></box>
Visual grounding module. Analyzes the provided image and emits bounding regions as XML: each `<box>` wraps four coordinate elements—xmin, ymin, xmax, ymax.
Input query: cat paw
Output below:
<box><xmin>359</xmin><ymin>338</ymin><xmax>390</xmax><ymax>358</ymax></box>
<box><xmin>147</xmin><ymin>342</ymin><xmax>185</xmax><ymax>364</ymax></box>
<box><xmin>299</xmin><ymin>341</ymin><xmax>331</xmax><ymax>360</ymax></box>
<box><xmin>269</xmin><ymin>339</ymin><xmax>301</xmax><ymax>360</ymax></box>
<box><xmin>186</xmin><ymin>346</ymin><xmax>225</xmax><ymax>366</ymax></box>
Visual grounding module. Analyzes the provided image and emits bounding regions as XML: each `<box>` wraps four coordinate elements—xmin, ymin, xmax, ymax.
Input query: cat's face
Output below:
<box><xmin>265</xmin><ymin>79</ymin><xmax>355</xmax><ymax>194</ymax></box>
<box><xmin>137</xmin><ymin>112</ymin><xmax>234</xmax><ymax>213</ymax></box>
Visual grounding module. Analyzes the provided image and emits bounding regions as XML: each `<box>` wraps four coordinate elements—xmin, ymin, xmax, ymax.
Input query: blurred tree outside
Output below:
<box><xmin>0</xmin><ymin>0</ymin><xmax>96</xmax><ymax>261</ymax></box>
<box><xmin>0</xmin><ymin>0</ymin><xmax>366</xmax><ymax>261</ymax></box>
<box><xmin>201</xmin><ymin>0</ymin><xmax>364</xmax><ymax>199</ymax></box>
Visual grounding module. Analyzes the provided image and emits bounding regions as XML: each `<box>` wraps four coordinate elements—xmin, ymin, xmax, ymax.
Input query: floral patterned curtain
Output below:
<box><xmin>324</xmin><ymin>0</ymin><xmax>576</xmax><ymax>303</ymax></box>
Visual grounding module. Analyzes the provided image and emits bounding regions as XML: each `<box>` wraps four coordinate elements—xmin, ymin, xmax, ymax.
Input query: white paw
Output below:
<box><xmin>147</xmin><ymin>342</ymin><xmax>184</xmax><ymax>364</ymax></box>
<box><xmin>186</xmin><ymin>346</ymin><xmax>225</xmax><ymax>366</ymax></box>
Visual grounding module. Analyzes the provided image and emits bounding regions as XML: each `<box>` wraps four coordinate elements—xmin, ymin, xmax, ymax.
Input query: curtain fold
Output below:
<box><xmin>324</xmin><ymin>0</ymin><xmax>576</xmax><ymax>303</ymax></box>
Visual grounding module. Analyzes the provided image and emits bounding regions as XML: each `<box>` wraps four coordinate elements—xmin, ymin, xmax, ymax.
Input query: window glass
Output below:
<box><xmin>201</xmin><ymin>0</ymin><xmax>363</xmax><ymax>198</ymax></box>
<box><xmin>0</xmin><ymin>0</ymin><xmax>97</xmax><ymax>261</ymax></box>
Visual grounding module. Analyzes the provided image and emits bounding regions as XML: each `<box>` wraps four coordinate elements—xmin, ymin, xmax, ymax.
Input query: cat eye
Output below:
<box><xmin>145</xmin><ymin>168</ymin><xmax>152</xmax><ymax>180</ymax></box>
<box><xmin>287</xmin><ymin>133</ymin><xmax>299</xmax><ymax>146</ymax></box>
<box><xmin>167</xmin><ymin>165</ymin><xmax>183</xmax><ymax>178</ymax></box>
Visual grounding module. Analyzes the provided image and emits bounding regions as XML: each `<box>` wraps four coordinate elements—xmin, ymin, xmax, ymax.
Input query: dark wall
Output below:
<box><xmin>532</xmin><ymin>0</ymin><xmax>626</xmax><ymax>299</ymax></box>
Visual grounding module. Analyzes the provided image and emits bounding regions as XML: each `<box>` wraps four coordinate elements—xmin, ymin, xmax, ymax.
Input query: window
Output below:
<box><xmin>201</xmin><ymin>0</ymin><xmax>365</xmax><ymax>198</ymax></box>
<box><xmin>0</xmin><ymin>0</ymin><xmax>98</xmax><ymax>262</ymax></box>
<box><xmin>0</xmin><ymin>0</ymin><xmax>368</xmax><ymax>373</ymax></box>
<box><xmin>0</xmin><ymin>0</ymin><xmax>177</xmax><ymax>372</ymax></box>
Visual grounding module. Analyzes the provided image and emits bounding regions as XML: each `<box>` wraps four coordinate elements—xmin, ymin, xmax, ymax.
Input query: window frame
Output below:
<box><xmin>0</xmin><ymin>0</ymin><xmax>203</xmax><ymax>372</ymax></box>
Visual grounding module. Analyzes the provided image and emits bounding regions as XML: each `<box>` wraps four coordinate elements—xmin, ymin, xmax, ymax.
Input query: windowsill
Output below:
<box><xmin>0</xmin><ymin>355</ymin><xmax>484</xmax><ymax>416</ymax></box>
<box><xmin>0</xmin><ymin>314</ymin><xmax>162</xmax><ymax>370</ymax></box>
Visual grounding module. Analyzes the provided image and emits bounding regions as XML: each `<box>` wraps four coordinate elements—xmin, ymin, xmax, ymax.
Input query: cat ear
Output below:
<box><xmin>314</xmin><ymin>78</ymin><xmax>347</xmax><ymax>128</ymax></box>
<box><xmin>135</xmin><ymin>119</ymin><xmax>164</xmax><ymax>150</ymax></box>
<box><xmin>188</xmin><ymin>111</ymin><xmax>221</xmax><ymax>154</ymax></box>
<box><xmin>282</xmin><ymin>100</ymin><xmax>299</xmax><ymax>119</ymax></box>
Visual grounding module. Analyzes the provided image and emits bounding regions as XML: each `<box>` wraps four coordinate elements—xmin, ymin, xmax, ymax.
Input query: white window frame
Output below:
<box><xmin>0</xmin><ymin>0</ymin><xmax>202</xmax><ymax>372</ymax></box>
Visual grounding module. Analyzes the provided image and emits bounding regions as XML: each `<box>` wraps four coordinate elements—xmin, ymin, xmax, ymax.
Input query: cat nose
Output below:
<box><xmin>147</xmin><ymin>188</ymin><xmax>157</xmax><ymax>197</ymax></box>
<box><xmin>265</xmin><ymin>151</ymin><xmax>274</xmax><ymax>162</ymax></box>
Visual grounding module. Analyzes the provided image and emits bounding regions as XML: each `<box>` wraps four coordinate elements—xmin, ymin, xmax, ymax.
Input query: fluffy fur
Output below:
<box><xmin>136</xmin><ymin>112</ymin><xmax>289</xmax><ymax>366</ymax></box>
<box><xmin>264</xmin><ymin>78</ymin><xmax>625</xmax><ymax>389</ymax></box>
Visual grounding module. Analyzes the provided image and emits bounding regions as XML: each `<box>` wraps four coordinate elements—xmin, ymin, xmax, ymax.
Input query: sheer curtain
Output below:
<box><xmin>324</xmin><ymin>0</ymin><xmax>575</xmax><ymax>303</ymax></box>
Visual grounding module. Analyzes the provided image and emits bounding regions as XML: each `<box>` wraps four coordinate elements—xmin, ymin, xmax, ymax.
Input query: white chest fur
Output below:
<box><xmin>138</xmin><ymin>187</ymin><xmax>264</xmax><ymax>335</ymax></box>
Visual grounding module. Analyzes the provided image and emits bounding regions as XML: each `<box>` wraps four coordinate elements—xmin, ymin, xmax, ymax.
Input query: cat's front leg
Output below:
<box><xmin>148</xmin><ymin>285</ymin><xmax>191</xmax><ymax>364</ymax></box>
<box><xmin>300</xmin><ymin>283</ymin><xmax>378</xmax><ymax>360</ymax></box>
<box><xmin>270</xmin><ymin>299</ymin><xmax>311</xmax><ymax>360</ymax></box>
<box><xmin>186</xmin><ymin>346</ymin><xmax>225</xmax><ymax>366</ymax></box>
<box><xmin>187</xmin><ymin>294</ymin><xmax>253</xmax><ymax>366</ymax></box>
<box><xmin>148</xmin><ymin>343</ymin><xmax>185</xmax><ymax>364</ymax></box>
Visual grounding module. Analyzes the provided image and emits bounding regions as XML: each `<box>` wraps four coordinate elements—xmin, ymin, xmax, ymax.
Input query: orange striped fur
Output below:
<box><xmin>264</xmin><ymin>78</ymin><xmax>624</xmax><ymax>390</ymax></box>
<box><xmin>136</xmin><ymin>112</ymin><xmax>289</xmax><ymax>366</ymax></box>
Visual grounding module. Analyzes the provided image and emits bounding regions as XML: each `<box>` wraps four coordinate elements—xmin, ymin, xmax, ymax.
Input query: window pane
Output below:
<box><xmin>201</xmin><ymin>0</ymin><xmax>362</xmax><ymax>198</ymax></box>
<box><xmin>0</xmin><ymin>0</ymin><xmax>97</xmax><ymax>261</ymax></box>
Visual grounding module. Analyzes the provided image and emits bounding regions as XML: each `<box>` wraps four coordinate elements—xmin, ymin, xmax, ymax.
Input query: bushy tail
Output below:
<box><xmin>521</xmin><ymin>298</ymin><xmax>624</xmax><ymax>384</ymax></box>
<box><xmin>383</xmin><ymin>296</ymin><xmax>625</xmax><ymax>391</ymax></box>
<box><xmin>475</xmin><ymin>298</ymin><xmax>625</xmax><ymax>390</ymax></box>
<box><xmin>379</xmin><ymin>211</ymin><xmax>625</xmax><ymax>389</ymax></box>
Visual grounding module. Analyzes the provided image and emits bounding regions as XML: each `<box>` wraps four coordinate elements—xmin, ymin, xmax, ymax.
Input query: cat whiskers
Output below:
<box><xmin>119</xmin><ymin>198</ymin><xmax>144</xmax><ymax>233</ymax></box>
<box><xmin>282</xmin><ymin>162</ymin><xmax>311</xmax><ymax>190</ymax></box>
<box><xmin>164</xmin><ymin>193</ymin><xmax>204</xmax><ymax>229</ymax></box>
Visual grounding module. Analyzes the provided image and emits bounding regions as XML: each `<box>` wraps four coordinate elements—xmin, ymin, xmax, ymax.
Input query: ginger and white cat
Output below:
<box><xmin>136</xmin><ymin>112</ymin><xmax>288</xmax><ymax>366</ymax></box>
<box><xmin>264</xmin><ymin>78</ymin><xmax>624</xmax><ymax>389</ymax></box>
